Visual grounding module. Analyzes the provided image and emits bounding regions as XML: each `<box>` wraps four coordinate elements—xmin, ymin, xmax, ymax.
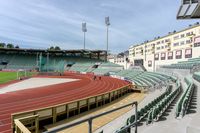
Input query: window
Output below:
<box><xmin>157</xmin><ymin>41</ymin><xmax>160</xmax><ymax>45</ymax></box>
<box><xmin>161</xmin><ymin>53</ymin><xmax>166</xmax><ymax>60</ymax></box>
<box><xmin>186</xmin><ymin>32</ymin><xmax>193</xmax><ymax>36</ymax></box>
<box><xmin>174</xmin><ymin>35</ymin><xmax>179</xmax><ymax>40</ymax></box>
<box><xmin>168</xmin><ymin>52</ymin><xmax>173</xmax><ymax>60</ymax></box>
<box><xmin>148</xmin><ymin>61</ymin><xmax>152</xmax><ymax>67</ymax></box>
<box><xmin>173</xmin><ymin>42</ymin><xmax>179</xmax><ymax>46</ymax></box>
<box><xmin>176</xmin><ymin>50</ymin><xmax>182</xmax><ymax>59</ymax></box>
<box><xmin>194</xmin><ymin>36</ymin><xmax>200</xmax><ymax>47</ymax></box>
<box><xmin>186</xmin><ymin>40</ymin><xmax>191</xmax><ymax>44</ymax></box>
<box><xmin>157</xmin><ymin>47</ymin><xmax>160</xmax><ymax>50</ymax></box>
<box><xmin>185</xmin><ymin>49</ymin><xmax>192</xmax><ymax>58</ymax></box>
<box><xmin>161</xmin><ymin>46</ymin><xmax>164</xmax><ymax>49</ymax></box>
<box><xmin>155</xmin><ymin>54</ymin><xmax>159</xmax><ymax>60</ymax></box>
<box><xmin>181</xmin><ymin>34</ymin><xmax>185</xmax><ymax>38</ymax></box>
<box><xmin>165</xmin><ymin>39</ymin><xmax>170</xmax><ymax>43</ymax></box>
<box><xmin>180</xmin><ymin>41</ymin><xmax>185</xmax><ymax>45</ymax></box>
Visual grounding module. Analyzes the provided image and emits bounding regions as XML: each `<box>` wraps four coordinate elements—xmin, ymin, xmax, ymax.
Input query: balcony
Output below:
<box><xmin>167</xmin><ymin>48</ymin><xmax>171</xmax><ymax>51</ymax></box>
<box><xmin>177</xmin><ymin>0</ymin><xmax>200</xmax><ymax>19</ymax></box>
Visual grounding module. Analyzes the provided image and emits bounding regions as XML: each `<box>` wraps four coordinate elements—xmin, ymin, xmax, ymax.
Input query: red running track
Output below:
<box><xmin>0</xmin><ymin>72</ymin><xmax>130</xmax><ymax>133</ymax></box>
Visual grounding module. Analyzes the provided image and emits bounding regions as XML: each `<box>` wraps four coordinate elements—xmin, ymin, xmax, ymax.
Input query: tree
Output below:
<box><xmin>49</xmin><ymin>46</ymin><xmax>54</xmax><ymax>50</ymax></box>
<box><xmin>7</xmin><ymin>43</ymin><xmax>14</xmax><ymax>48</ymax></box>
<box><xmin>0</xmin><ymin>43</ymin><xmax>6</xmax><ymax>48</ymax></box>
<box><xmin>54</xmin><ymin>46</ymin><xmax>61</xmax><ymax>51</ymax></box>
<box><xmin>15</xmin><ymin>45</ymin><xmax>20</xmax><ymax>49</ymax></box>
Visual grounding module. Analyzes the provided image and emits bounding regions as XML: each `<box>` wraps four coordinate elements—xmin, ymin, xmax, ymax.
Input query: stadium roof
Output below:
<box><xmin>0</xmin><ymin>47</ymin><xmax>106</xmax><ymax>55</ymax></box>
<box><xmin>177</xmin><ymin>0</ymin><xmax>200</xmax><ymax>19</ymax></box>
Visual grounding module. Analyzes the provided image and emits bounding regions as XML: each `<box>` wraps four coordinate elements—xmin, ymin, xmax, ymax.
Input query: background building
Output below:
<box><xmin>108</xmin><ymin>51</ymin><xmax>130</xmax><ymax>69</ymax></box>
<box><xmin>129</xmin><ymin>22</ymin><xmax>200</xmax><ymax>71</ymax></box>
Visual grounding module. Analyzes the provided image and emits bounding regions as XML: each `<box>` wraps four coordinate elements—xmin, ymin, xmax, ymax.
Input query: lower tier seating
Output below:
<box><xmin>175</xmin><ymin>77</ymin><xmax>194</xmax><ymax>118</ymax></box>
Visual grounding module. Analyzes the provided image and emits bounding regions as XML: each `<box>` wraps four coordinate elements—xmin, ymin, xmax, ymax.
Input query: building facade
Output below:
<box><xmin>108</xmin><ymin>51</ymin><xmax>130</xmax><ymax>69</ymax></box>
<box><xmin>129</xmin><ymin>23</ymin><xmax>200</xmax><ymax>71</ymax></box>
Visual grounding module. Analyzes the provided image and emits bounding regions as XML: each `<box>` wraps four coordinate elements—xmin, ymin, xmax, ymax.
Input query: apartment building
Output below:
<box><xmin>129</xmin><ymin>23</ymin><xmax>200</xmax><ymax>71</ymax></box>
<box><xmin>108</xmin><ymin>51</ymin><xmax>130</xmax><ymax>69</ymax></box>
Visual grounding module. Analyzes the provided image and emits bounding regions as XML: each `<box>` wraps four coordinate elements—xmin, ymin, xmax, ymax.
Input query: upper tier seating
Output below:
<box><xmin>193</xmin><ymin>72</ymin><xmax>200</xmax><ymax>82</ymax></box>
<box><xmin>92</xmin><ymin>62</ymin><xmax>123</xmax><ymax>75</ymax></box>
<box><xmin>115</xmin><ymin>70</ymin><xmax>171</xmax><ymax>87</ymax></box>
<box><xmin>161</xmin><ymin>57</ymin><xmax>200</xmax><ymax>69</ymax></box>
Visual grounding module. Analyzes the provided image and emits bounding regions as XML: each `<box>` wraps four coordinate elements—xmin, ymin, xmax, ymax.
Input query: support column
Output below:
<box><xmin>66</xmin><ymin>105</ymin><xmax>69</xmax><ymax>118</ymax></box>
<box><xmin>109</xmin><ymin>93</ymin><xmax>112</xmax><ymax>102</ymax></box>
<box><xmin>87</xmin><ymin>99</ymin><xmax>90</xmax><ymax>111</ymax></box>
<box><xmin>96</xmin><ymin>97</ymin><xmax>98</xmax><ymax>107</ymax></box>
<box><xmin>52</xmin><ymin>107</ymin><xmax>57</xmax><ymax>124</ymax></box>
<box><xmin>35</xmin><ymin>115</ymin><xmax>39</xmax><ymax>133</ymax></box>
<box><xmin>78</xmin><ymin>101</ymin><xmax>80</xmax><ymax>114</ymax></box>
<box><xmin>103</xmin><ymin>94</ymin><xmax>105</xmax><ymax>105</ymax></box>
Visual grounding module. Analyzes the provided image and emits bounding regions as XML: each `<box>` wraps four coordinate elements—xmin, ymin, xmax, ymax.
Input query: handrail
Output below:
<box><xmin>14</xmin><ymin>115</ymin><xmax>39</xmax><ymax>133</ymax></box>
<box><xmin>44</xmin><ymin>101</ymin><xmax>138</xmax><ymax>133</ymax></box>
<box><xmin>14</xmin><ymin>119</ymin><xmax>32</xmax><ymax>133</ymax></box>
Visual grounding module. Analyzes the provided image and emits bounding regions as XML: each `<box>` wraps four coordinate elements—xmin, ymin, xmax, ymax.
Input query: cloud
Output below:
<box><xmin>0</xmin><ymin>0</ymin><xmax>198</xmax><ymax>53</ymax></box>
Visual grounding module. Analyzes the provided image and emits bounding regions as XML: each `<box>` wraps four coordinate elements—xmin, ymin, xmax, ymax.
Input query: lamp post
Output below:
<box><xmin>82</xmin><ymin>22</ymin><xmax>87</xmax><ymax>50</ymax></box>
<box><xmin>105</xmin><ymin>16</ymin><xmax>110</xmax><ymax>61</ymax></box>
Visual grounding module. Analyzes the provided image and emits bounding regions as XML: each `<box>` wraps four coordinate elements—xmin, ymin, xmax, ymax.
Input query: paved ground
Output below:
<box><xmin>0</xmin><ymin>78</ymin><xmax>79</xmax><ymax>94</ymax></box>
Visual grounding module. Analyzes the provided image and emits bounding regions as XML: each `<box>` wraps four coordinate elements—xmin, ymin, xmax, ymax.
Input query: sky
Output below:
<box><xmin>0</xmin><ymin>0</ymin><xmax>198</xmax><ymax>53</ymax></box>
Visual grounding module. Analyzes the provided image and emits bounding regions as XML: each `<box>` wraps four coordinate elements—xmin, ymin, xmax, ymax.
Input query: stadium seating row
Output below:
<box><xmin>115</xmin><ymin>85</ymin><xmax>173</xmax><ymax>133</ymax></box>
<box><xmin>114</xmin><ymin>70</ymin><xmax>170</xmax><ymax>88</ymax></box>
<box><xmin>161</xmin><ymin>57</ymin><xmax>200</xmax><ymax>69</ymax></box>
<box><xmin>175</xmin><ymin>76</ymin><xmax>194</xmax><ymax>118</ymax></box>
<box><xmin>193</xmin><ymin>72</ymin><xmax>200</xmax><ymax>82</ymax></box>
<box><xmin>147</xmin><ymin>81</ymin><xmax>181</xmax><ymax>124</ymax></box>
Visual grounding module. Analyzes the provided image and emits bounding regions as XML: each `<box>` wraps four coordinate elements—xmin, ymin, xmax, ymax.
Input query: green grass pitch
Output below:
<box><xmin>0</xmin><ymin>71</ymin><xmax>35</xmax><ymax>84</ymax></box>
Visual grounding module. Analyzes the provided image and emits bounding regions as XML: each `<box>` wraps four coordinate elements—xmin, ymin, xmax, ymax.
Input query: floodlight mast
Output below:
<box><xmin>82</xmin><ymin>22</ymin><xmax>87</xmax><ymax>50</ymax></box>
<box><xmin>105</xmin><ymin>16</ymin><xmax>110</xmax><ymax>61</ymax></box>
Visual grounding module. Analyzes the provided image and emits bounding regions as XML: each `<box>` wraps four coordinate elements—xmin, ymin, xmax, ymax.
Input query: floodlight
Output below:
<box><xmin>177</xmin><ymin>0</ymin><xmax>200</xmax><ymax>19</ymax></box>
<box><xmin>82</xmin><ymin>22</ymin><xmax>87</xmax><ymax>49</ymax></box>
<box><xmin>105</xmin><ymin>17</ymin><xmax>110</xmax><ymax>26</ymax></box>
<box><xmin>82</xmin><ymin>22</ymin><xmax>87</xmax><ymax>32</ymax></box>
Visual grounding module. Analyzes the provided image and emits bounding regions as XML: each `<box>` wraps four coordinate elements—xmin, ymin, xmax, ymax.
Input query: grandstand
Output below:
<box><xmin>1</xmin><ymin>5</ymin><xmax>200</xmax><ymax>133</ymax></box>
<box><xmin>1</xmin><ymin>46</ymin><xmax>199</xmax><ymax>133</ymax></box>
<box><xmin>161</xmin><ymin>57</ymin><xmax>200</xmax><ymax>70</ymax></box>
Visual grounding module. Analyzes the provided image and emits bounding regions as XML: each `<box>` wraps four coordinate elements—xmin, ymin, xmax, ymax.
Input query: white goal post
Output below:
<box><xmin>17</xmin><ymin>69</ymin><xmax>28</xmax><ymax>80</ymax></box>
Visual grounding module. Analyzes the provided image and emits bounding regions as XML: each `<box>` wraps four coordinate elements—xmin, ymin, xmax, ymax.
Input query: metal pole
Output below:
<box><xmin>106</xmin><ymin>25</ymin><xmax>109</xmax><ymax>61</ymax></box>
<box><xmin>84</xmin><ymin>32</ymin><xmax>86</xmax><ymax>49</ymax></box>
<box><xmin>88</xmin><ymin>118</ymin><xmax>92</xmax><ymax>133</ymax></box>
<box><xmin>135</xmin><ymin>102</ymin><xmax>138</xmax><ymax>133</ymax></box>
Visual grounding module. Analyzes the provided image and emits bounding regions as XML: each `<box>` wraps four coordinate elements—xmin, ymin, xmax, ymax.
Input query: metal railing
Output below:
<box><xmin>44</xmin><ymin>101</ymin><xmax>138</xmax><ymax>133</ymax></box>
<box><xmin>14</xmin><ymin>115</ymin><xmax>39</xmax><ymax>133</ymax></box>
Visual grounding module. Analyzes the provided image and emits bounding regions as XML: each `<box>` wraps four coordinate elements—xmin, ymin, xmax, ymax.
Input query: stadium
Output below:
<box><xmin>0</xmin><ymin>0</ymin><xmax>200</xmax><ymax>133</ymax></box>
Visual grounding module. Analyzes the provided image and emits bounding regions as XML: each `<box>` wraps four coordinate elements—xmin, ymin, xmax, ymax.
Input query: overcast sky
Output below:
<box><xmin>0</xmin><ymin>0</ymin><xmax>198</xmax><ymax>53</ymax></box>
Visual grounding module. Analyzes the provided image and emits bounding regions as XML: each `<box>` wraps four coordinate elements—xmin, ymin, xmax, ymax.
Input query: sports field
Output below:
<box><xmin>0</xmin><ymin>71</ymin><xmax>35</xmax><ymax>84</ymax></box>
